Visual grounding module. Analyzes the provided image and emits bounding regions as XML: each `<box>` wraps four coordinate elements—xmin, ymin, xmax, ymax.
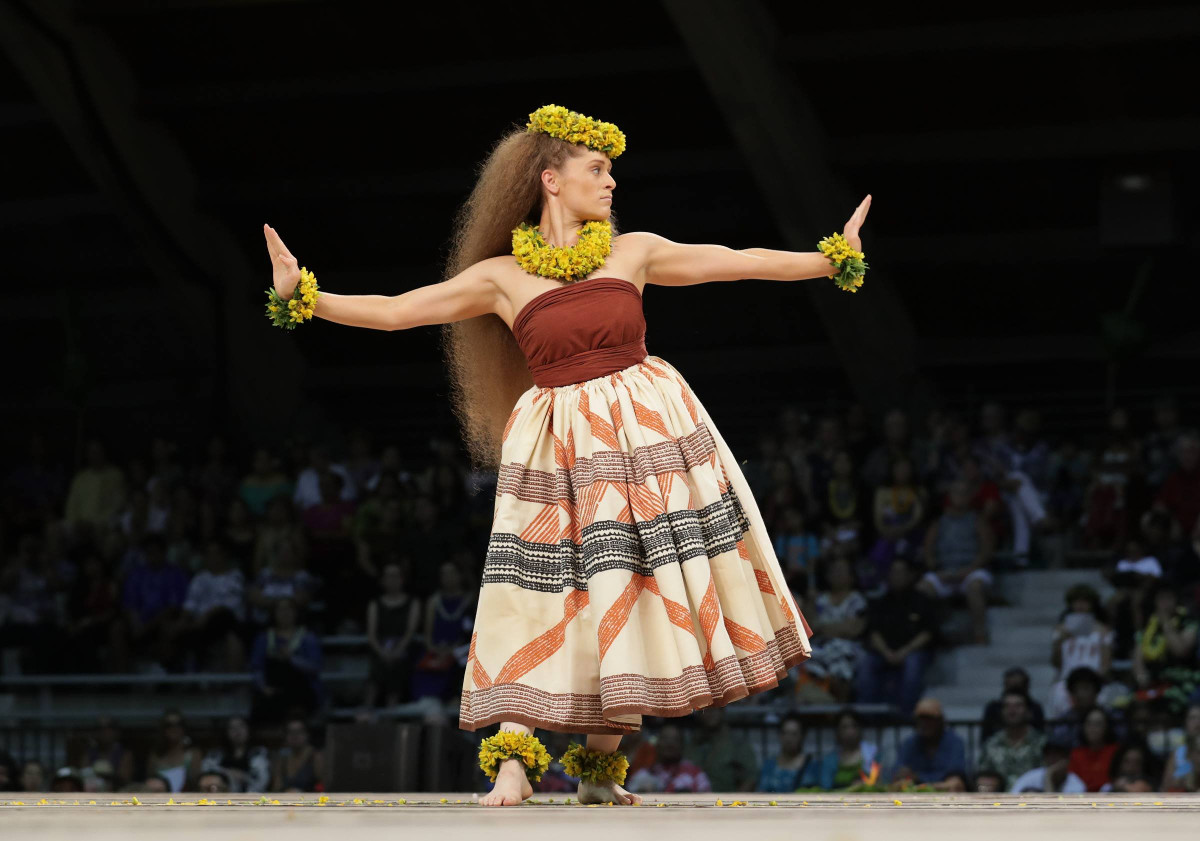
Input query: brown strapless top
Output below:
<box><xmin>512</xmin><ymin>277</ymin><xmax>648</xmax><ymax>388</ymax></box>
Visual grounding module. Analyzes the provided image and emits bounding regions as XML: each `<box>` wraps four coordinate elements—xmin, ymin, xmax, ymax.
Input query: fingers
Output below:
<box><xmin>263</xmin><ymin>224</ymin><xmax>294</xmax><ymax>261</ymax></box>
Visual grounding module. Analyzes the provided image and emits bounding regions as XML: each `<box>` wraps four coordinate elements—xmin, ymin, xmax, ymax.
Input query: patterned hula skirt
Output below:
<box><xmin>458</xmin><ymin>355</ymin><xmax>812</xmax><ymax>735</ymax></box>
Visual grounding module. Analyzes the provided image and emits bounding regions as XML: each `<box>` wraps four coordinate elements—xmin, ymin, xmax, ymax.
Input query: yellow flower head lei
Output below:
<box><xmin>559</xmin><ymin>742</ymin><xmax>630</xmax><ymax>786</ymax></box>
<box><xmin>817</xmin><ymin>231</ymin><xmax>869</xmax><ymax>293</ymax></box>
<box><xmin>478</xmin><ymin>730</ymin><xmax>552</xmax><ymax>784</ymax></box>
<box><xmin>525</xmin><ymin>104</ymin><xmax>626</xmax><ymax>159</ymax></box>
<box><xmin>264</xmin><ymin>267</ymin><xmax>320</xmax><ymax>329</ymax></box>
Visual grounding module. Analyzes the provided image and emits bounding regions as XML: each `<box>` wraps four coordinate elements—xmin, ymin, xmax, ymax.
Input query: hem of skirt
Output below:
<box><xmin>600</xmin><ymin>645</ymin><xmax>811</xmax><ymax>720</ymax></box>
<box><xmin>458</xmin><ymin>625</ymin><xmax>810</xmax><ymax>734</ymax></box>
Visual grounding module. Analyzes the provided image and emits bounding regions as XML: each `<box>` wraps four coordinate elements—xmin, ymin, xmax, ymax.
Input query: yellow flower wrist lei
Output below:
<box><xmin>478</xmin><ymin>731</ymin><xmax>552</xmax><ymax>784</ymax></box>
<box><xmin>265</xmin><ymin>267</ymin><xmax>320</xmax><ymax>329</ymax></box>
<box><xmin>817</xmin><ymin>232</ymin><xmax>868</xmax><ymax>293</ymax></box>
<box><xmin>559</xmin><ymin>742</ymin><xmax>630</xmax><ymax>786</ymax></box>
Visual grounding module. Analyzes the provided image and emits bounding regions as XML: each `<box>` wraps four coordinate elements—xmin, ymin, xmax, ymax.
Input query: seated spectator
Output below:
<box><xmin>364</xmin><ymin>562</ymin><xmax>423</xmax><ymax>710</ymax></box>
<box><xmin>803</xmin><ymin>707</ymin><xmax>881</xmax><ymax>791</ymax></box>
<box><xmin>1161</xmin><ymin>703</ymin><xmax>1200</xmax><ymax>792</ymax></box>
<box><xmin>856</xmin><ymin>557</ymin><xmax>937</xmax><ymax>716</ymax></box>
<box><xmin>917</xmin><ymin>478</ymin><xmax>994</xmax><ymax>644</ymax></box>
<box><xmin>196</xmin><ymin>770</ymin><xmax>232</xmax><ymax>794</ymax></box>
<box><xmin>801</xmin><ymin>557</ymin><xmax>867</xmax><ymax>703</ymax></box>
<box><xmin>177</xmin><ymin>537</ymin><xmax>246</xmax><ymax>671</ymax></box>
<box><xmin>1068</xmin><ymin>707</ymin><xmax>1119</xmax><ymax>792</ymax></box>
<box><xmin>301</xmin><ymin>470</ymin><xmax>362</xmax><ymax>632</ymax></box>
<box><xmin>981</xmin><ymin>668</ymin><xmax>1047</xmax><ymax>742</ymax></box>
<box><xmin>20</xmin><ymin>760</ymin><xmax>46</xmax><ymax>792</ymax></box>
<box><xmin>1048</xmin><ymin>584</ymin><xmax>1114</xmax><ymax>718</ymax></box>
<box><xmin>891</xmin><ymin>697</ymin><xmax>967</xmax><ymax>790</ymax></box>
<box><xmin>864</xmin><ymin>456</ymin><xmax>926</xmax><ymax>581</ymax></box>
<box><xmin>145</xmin><ymin>709</ymin><xmax>202</xmax><ymax>793</ymax></box>
<box><xmin>0</xmin><ymin>751</ymin><xmax>17</xmax><ymax>791</ymax></box>
<box><xmin>979</xmin><ymin>689</ymin><xmax>1046</xmax><ymax>788</ymax></box>
<box><xmin>82</xmin><ymin>716</ymin><xmax>134</xmax><ymax>790</ymax></box>
<box><xmin>252</xmin><ymin>494</ymin><xmax>308</xmax><ymax>576</ymax></box>
<box><xmin>1104</xmin><ymin>743</ymin><xmax>1159</xmax><ymax>793</ymax></box>
<box><xmin>1010</xmin><ymin>740</ymin><xmax>1086</xmax><ymax>793</ymax></box>
<box><xmin>774</xmin><ymin>507</ymin><xmax>821</xmax><ymax>597</ymax></box>
<box><xmin>410</xmin><ymin>561</ymin><xmax>474</xmax><ymax>704</ymax></box>
<box><xmin>626</xmin><ymin>723</ymin><xmax>712</xmax><ymax>793</ymax></box>
<box><xmin>1080</xmin><ymin>408</ymin><xmax>1140</xmax><ymax>552</ymax></box>
<box><xmin>1150</xmin><ymin>432</ymin><xmax>1200</xmax><ymax>542</ymax></box>
<box><xmin>250</xmin><ymin>598</ymin><xmax>323</xmax><ymax>724</ymax></box>
<box><xmin>690</xmin><ymin>705</ymin><xmax>759</xmax><ymax>793</ymax></box>
<box><xmin>62</xmin><ymin>551</ymin><xmax>119</xmax><ymax>673</ymax></box>
<box><xmin>757</xmin><ymin>712</ymin><xmax>813</xmax><ymax>793</ymax></box>
<box><xmin>1049</xmin><ymin>666</ymin><xmax>1105</xmax><ymax>745</ymax></box>
<box><xmin>271</xmin><ymin>717</ymin><xmax>324</xmax><ymax>793</ymax></box>
<box><xmin>819</xmin><ymin>450</ymin><xmax>868</xmax><ymax>542</ymax></box>
<box><xmin>110</xmin><ymin>533</ymin><xmax>190</xmax><ymax>670</ymax></box>
<box><xmin>1133</xmin><ymin>581</ymin><xmax>1199</xmax><ymax>715</ymax></box>
<box><xmin>201</xmin><ymin>715</ymin><xmax>270</xmax><ymax>793</ymax></box>
<box><xmin>1106</xmin><ymin>538</ymin><xmax>1163</xmax><ymax>660</ymax></box>
<box><xmin>247</xmin><ymin>542</ymin><xmax>316</xmax><ymax>628</ymax></box>
<box><xmin>974</xmin><ymin>769</ymin><xmax>1005</xmax><ymax>793</ymax></box>
<box><xmin>239</xmin><ymin>448</ymin><xmax>293</xmax><ymax>517</ymax></box>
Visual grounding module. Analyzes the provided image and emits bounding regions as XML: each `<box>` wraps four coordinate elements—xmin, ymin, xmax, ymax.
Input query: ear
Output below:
<box><xmin>540</xmin><ymin>167</ymin><xmax>560</xmax><ymax>196</ymax></box>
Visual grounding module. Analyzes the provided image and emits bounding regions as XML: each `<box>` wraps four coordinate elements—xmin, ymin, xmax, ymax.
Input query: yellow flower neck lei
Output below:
<box><xmin>511</xmin><ymin>219</ymin><xmax>613</xmax><ymax>282</ymax></box>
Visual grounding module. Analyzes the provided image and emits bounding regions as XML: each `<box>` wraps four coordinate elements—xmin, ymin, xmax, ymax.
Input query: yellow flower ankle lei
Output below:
<box><xmin>478</xmin><ymin>730</ymin><xmax>552</xmax><ymax>784</ymax></box>
<box><xmin>265</xmin><ymin>267</ymin><xmax>320</xmax><ymax>329</ymax></box>
<box><xmin>817</xmin><ymin>232</ymin><xmax>868</xmax><ymax>293</ymax></box>
<box><xmin>559</xmin><ymin>742</ymin><xmax>630</xmax><ymax>786</ymax></box>
<box><xmin>512</xmin><ymin>219</ymin><xmax>613</xmax><ymax>282</ymax></box>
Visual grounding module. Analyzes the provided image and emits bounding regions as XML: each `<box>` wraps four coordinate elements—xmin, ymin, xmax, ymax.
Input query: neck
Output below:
<box><xmin>536</xmin><ymin>204</ymin><xmax>585</xmax><ymax>249</ymax></box>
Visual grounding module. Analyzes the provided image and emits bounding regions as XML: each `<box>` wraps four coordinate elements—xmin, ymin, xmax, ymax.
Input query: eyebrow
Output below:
<box><xmin>590</xmin><ymin>158</ymin><xmax>612</xmax><ymax>168</ymax></box>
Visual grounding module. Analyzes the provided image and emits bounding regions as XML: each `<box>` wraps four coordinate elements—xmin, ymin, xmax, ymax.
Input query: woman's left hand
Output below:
<box><xmin>843</xmin><ymin>194</ymin><xmax>872</xmax><ymax>252</ymax></box>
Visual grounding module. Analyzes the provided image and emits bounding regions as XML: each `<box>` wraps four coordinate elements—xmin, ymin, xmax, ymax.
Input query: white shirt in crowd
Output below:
<box><xmin>293</xmin><ymin>464</ymin><xmax>356</xmax><ymax>508</ymax></box>
<box><xmin>183</xmin><ymin>569</ymin><xmax>246</xmax><ymax>621</ymax></box>
<box><xmin>1010</xmin><ymin>767</ymin><xmax>1087</xmax><ymax>794</ymax></box>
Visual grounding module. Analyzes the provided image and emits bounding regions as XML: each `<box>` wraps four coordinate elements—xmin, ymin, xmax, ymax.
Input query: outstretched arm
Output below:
<box><xmin>639</xmin><ymin>195</ymin><xmax>871</xmax><ymax>288</ymax></box>
<box><xmin>263</xmin><ymin>224</ymin><xmax>498</xmax><ymax>331</ymax></box>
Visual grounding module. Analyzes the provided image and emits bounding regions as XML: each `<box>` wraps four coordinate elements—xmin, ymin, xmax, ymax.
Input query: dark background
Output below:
<box><xmin>3</xmin><ymin>0</ymin><xmax>1195</xmax><ymax>464</ymax></box>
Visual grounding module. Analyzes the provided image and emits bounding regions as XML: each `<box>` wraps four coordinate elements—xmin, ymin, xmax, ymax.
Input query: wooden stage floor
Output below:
<box><xmin>4</xmin><ymin>792</ymin><xmax>1199</xmax><ymax>840</ymax></box>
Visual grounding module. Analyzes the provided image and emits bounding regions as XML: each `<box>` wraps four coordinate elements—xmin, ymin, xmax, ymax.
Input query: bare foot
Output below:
<box><xmin>577</xmin><ymin>777</ymin><xmax>643</xmax><ymax>805</ymax></box>
<box><xmin>479</xmin><ymin>758</ymin><xmax>533</xmax><ymax>806</ymax></box>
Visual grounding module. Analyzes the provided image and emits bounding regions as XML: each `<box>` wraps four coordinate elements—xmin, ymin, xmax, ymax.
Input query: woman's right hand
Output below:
<box><xmin>264</xmin><ymin>223</ymin><xmax>301</xmax><ymax>300</ymax></box>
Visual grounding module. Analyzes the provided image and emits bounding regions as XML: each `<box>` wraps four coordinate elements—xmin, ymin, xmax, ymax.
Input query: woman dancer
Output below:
<box><xmin>262</xmin><ymin>104</ymin><xmax>871</xmax><ymax>806</ymax></box>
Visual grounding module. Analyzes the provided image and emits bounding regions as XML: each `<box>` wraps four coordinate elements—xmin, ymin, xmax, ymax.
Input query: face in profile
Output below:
<box><xmin>545</xmin><ymin>150</ymin><xmax>616</xmax><ymax>223</ymax></box>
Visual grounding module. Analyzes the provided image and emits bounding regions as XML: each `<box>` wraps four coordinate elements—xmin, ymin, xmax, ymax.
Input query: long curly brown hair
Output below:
<box><xmin>438</xmin><ymin>125</ymin><xmax>622</xmax><ymax>472</ymax></box>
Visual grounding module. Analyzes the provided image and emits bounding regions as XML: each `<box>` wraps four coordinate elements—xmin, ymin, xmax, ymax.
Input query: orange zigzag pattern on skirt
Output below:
<box><xmin>459</xmin><ymin>355</ymin><xmax>811</xmax><ymax>735</ymax></box>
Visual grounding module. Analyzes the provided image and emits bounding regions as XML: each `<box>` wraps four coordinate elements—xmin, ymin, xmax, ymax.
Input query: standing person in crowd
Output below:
<box><xmin>363</xmin><ymin>562</ymin><xmax>423</xmax><ymax>711</ymax></box>
<box><xmin>145</xmin><ymin>709</ymin><xmax>202</xmax><ymax>793</ymax></box>
<box><xmin>1010</xmin><ymin>741</ymin><xmax>1086</xmax><ymax>793</ymax></box>
<box><xmin>980</xmin><ymin>668</ymin><xmax>1047</xmax><ymax>742</ymax></box>
<box><xmin>625</xmin><ymin>723</ymin><xmax>712</xmax><ymax>794</ymax></box>
<box><xmin>1048</xmin><ymin>584</ymin><xmax>1113</xmax><ymax>718</ymax></box>
<box><xmin>1068</xmin><ymin>706</ymin><xmax>1119</xmax><ymax>792</ymax></box>
<box><xmin>1161</xmin><ymin>703</ymin><xmax>1200</xmax><ymax>792</ymax></box>
<box><xmin>802</xmin><ymin>556</ymin><xmax>867</xmax><ymax>703</ymax></box>
<box><xmin>201</xmin><ymin>715</ymin><xmax>271</xmax><ymax>793</ymax></box>
<box><xmin>177</xmin><ymin>537</ymin><xmax>247</xmax><ymax>671</ymax></box>
<box><xmin>805</xmin><ymin>707</ymin><xmax>881</xmax><ymax>791</ymax></box>
<box><xmin>756</xmin><ymin>712</ymin><xmax>812</xmax><ymax>793</ymax></box>
<box><xmin>249</xmin><ymin>598</ymin><xmax>323</xmax><ymax>724</ymax></box>
<box><xmin>688</xmin><ymin>706</ymin><xmax>759</xmax><ymax>793</ymax></box>
<box><xmin>856</xmin><ymin>558</ymin><xmax>938</xmax><ymax>716</ymax></box>
<box><xmin>979</xmin><ymin>690</ymin><xmax>1046</xmax><ymax>788</ymax></box>
<box><xmin>917</xmin><ymin>477</ymin><xmax>995</xmax><ymax>644</ymax></box>
<box><xmin>271</xmin><ymin>717</ymin><xmax>324</xmax><ymax>793</ymax></box>
<box><xmin>891</xmin><ymin>697</ymin><xmax>967</xmax><ymax>790</ymax></box>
